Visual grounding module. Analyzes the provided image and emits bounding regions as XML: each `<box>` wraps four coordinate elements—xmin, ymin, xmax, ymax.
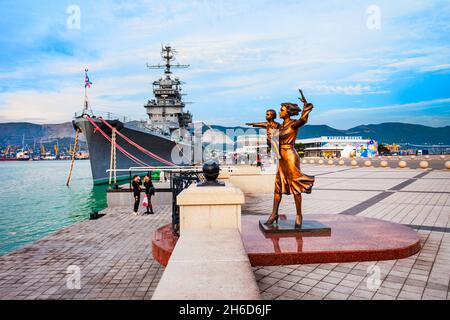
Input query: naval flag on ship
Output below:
<box><xmin>84</xmin><ymin>69</ymin><xmax>93</xmax><ymax>88</ymax></box>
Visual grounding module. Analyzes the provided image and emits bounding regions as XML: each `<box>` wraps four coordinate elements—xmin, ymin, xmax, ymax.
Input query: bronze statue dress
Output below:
<box><xmin>275</xmin><ymin>114</ymin><xmax>314</xmax><ymax>196</ymax></box>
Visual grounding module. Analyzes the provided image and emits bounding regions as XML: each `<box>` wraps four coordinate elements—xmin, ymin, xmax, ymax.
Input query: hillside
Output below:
<box><xmin>212</xmin><ymin>122</ymin><xmax>450</xmax><ymax>145</ymax></box>
<box><xmin>343</xmin><ymin>123</ymin><xmax>450</xmax><ymax>145</ymax></box>
<box><xmin>1</xmin><ymin>121</ymin><xmax>449</xmax><ymax>148</ymax></box>
<box><xmin>0</xmin><ymin>122</ymin><xmax>85</xmax><ymax>151</ymax></box>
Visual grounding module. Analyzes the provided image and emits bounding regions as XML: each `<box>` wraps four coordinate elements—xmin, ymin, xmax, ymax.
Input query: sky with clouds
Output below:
<box><xmin>0</xmin><ymin>0</ymin><xmax>449</xmax><ymax>129</ymax></box>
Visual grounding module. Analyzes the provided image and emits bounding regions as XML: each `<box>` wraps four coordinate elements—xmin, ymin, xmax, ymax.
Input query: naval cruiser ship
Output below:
<box><xmin>73</xmin><ymin>46</ymin><xmax>194</xmax><ymax>185</ymax></box>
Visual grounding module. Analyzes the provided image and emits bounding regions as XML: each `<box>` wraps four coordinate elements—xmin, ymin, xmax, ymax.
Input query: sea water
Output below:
<box><xmin>0</xmin><ymin>160</ymin><xmax>107</xmax><ymax>255</ymax></box>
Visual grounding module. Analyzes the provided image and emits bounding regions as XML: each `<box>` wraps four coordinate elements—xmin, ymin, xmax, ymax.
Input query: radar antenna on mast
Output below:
<box><xmin>146</xmin><ymin>45</ymin><xmax>189</xmax><ymax>74</ymax></box>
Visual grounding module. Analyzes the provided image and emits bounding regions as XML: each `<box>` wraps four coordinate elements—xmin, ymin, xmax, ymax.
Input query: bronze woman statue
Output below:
<box><xmin>266</xmin><ymin>92</ymin><xmax>315</xmax><ymax>228</ymax></box>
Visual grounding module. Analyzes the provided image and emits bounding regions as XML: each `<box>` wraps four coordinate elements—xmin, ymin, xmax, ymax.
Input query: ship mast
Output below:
<box><xmin>146</xmin><ymin>45</ymin><xmax>189</xmax><ymax>74</ymax></box>
<box><xmin>82</xmin><ymin>68</ymin><xmax>93</xmax><ymax>116</ymax></box>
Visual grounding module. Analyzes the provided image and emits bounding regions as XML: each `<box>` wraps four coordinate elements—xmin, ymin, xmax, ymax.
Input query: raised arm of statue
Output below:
<box><xmin>292</xmin><ymin>90</ymin><xmax>313</xmax><ymax>129</ymax></box>
<box><xmin>246</xmin><ymin>122</ymin><xmax>269</xmax><ymax>128</ymax></box>
<box><xmin>292</xmin><ymin>103</ymin><xmax>313</xmax><ymax>129</ymax></box>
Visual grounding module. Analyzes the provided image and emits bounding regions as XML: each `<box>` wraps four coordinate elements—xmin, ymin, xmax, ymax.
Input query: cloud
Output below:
<box><xmin>385</xmin><ymin>57</ymin><xmax>431</xmax><ymax>68</ymax></box>
<box><xmin>393</xmin><ymin>115</ymin><xmax>450</xmax><ymax>127</ymax></box>
<box><xmin>299</xmin><ymin>83</ymin><xmax>389</xmax><ymax>96</ymax></box>
<box><xmin>0</xmin><ymin>0</ymin><xmax>449</xmax><ymax>129</ymax></box>
<box><xmin>321</xmin><ymin>98</ymin><xmax>450</xmax><ymax>115</ymax></box>
<box><xmin>0</xmin><ymin>74</ymin><xmax>152</xmax><ymax>123</ymax></box>
<box><xmin>420</xmin><ymin>64</ymin><xmax>450</xmax><ymax>73</ymax></box>
<box><xmin>0</xmin><ymin>88</ymin><xmax>81</xmax><ymax>123</ymax></box>
<box><xmin>310</xmin><ymin>98</ymin><xmax>450</xmax><ymax>130</ymax></box>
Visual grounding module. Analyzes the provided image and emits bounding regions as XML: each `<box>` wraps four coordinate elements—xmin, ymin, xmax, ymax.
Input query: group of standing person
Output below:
<box><xmin>132</xmin><ymin>174</ymin><xmax>155</xmax><ymax>216</ymax></box>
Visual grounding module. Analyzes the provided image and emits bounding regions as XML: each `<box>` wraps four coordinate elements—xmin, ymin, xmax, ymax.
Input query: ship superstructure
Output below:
<box><xmin>145</xmin><ymin>46</ymin><xmax>192</xmax><ymax>135</ymax></box>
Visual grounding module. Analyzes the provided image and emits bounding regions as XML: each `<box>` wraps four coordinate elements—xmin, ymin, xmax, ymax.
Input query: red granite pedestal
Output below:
<box><xmin>152</xmin><ymin>214</ymin><xmax>421</xmax><ymax>267</ymax></box>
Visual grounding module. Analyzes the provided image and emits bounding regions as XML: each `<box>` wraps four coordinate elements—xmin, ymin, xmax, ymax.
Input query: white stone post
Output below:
<box><xmin>177</xmin><ymin>182</ymin><xmax>245</xmax><ymax>232</ymax></box>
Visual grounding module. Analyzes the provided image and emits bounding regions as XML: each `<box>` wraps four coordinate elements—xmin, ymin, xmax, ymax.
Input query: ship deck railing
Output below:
<box><xmin>110</xmin><ymin>165</ymin><xmax>244</xmax><ymax>173</ymax></box>
<box><xmin>106</xmin><ymin>165</ymin><xmax>238</xmax><ymax>175</ymax></box>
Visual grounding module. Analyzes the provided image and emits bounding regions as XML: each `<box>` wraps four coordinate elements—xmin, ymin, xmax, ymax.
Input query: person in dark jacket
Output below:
<box><xmin>132</xmin><ymin>175</ymin><xmax>142</xmax><ymax>216</ymax></box>
<box><xmin>143</xmin><ymin>174</ymin><xmax>155</xmax><ymax>214</ymax></box>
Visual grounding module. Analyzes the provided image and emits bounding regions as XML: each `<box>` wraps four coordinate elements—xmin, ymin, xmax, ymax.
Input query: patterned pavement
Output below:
<box><xmin>248</xmin><ymin>166</ymin><xmax>450</xmax><ymax>300</ymax></box>
<box><xmin>0</xmin><ymin>206</ymin><xmax>171</xmax><ymax>300</ymax></box>
<box><xmin>0</xmin><ymin>165</ymin><xmax>449</xmax><ymax>300</ymax></box>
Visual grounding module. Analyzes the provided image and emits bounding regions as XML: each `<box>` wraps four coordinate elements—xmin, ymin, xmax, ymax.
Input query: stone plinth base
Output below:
<box><xmin>259</xmin><ymin>219</ymin><xmax>331</xmax><ymax>235</ymax></box>
<box><xmin>152</xmin><ymin>214</ymin><xmax>421</xmax><ymax>267</ymax></box>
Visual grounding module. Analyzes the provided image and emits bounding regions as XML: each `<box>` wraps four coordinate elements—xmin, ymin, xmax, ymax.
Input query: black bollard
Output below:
<box><xmin>90</xmin><ymin>211</ymin><xmax>99</xmax><ymax>220</ymax></box>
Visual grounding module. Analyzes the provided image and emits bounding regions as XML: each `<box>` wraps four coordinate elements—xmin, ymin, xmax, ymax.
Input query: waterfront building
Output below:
<box><xmin>297</xmin><ymin>136</ymin><xmax>378</xmax><ymax>158</ymax></box>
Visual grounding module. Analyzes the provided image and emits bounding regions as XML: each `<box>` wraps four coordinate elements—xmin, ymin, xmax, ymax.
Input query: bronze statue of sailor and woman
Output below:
<box><xmin>247</xmin><ymin>90</ymin><xmax>315</xmax><ymax>231</ymax></box>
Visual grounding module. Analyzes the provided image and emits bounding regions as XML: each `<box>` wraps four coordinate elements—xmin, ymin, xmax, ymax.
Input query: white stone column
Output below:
<box><xmin>152</xmin><ymin>182</ymin><xmax>261</xmax><ymax>300</ymax></box>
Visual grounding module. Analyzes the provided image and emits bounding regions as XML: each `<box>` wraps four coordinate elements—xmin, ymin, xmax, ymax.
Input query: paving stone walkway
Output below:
<box><xmin>0</xmin><ymin>165</ymin><xmax>449</xmax><ymax>300</ymax></box>
<box><xmin>0</xmin><ymin>206</ymin><xmax>171</xmax><ymax>300</ymax></box>
<box><xmin>248</xmin><ymin>166</ymin><xmax>450</xmax><ymax>300</ymax></box>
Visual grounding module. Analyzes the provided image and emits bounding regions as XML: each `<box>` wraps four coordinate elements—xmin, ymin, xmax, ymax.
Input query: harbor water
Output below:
<box><xmin>0</xmin><ymin>160</ymin><xmax>107</xmax><ymax>256</ymax></box>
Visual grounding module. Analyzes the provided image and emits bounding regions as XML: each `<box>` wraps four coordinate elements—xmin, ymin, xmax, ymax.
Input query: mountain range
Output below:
<box><xmin>212</xmin><ymin>122</ymin><xmax>450</xmax><ymax>145</ymax></box>
<box><xmin>0</xmin><ymin>122</ymin><xmax>86</xmax><ymax>151</ymax></box>
<box><xmin>0</xmin><ymin>122</ymin><xmax>449</xmax><ymax>149</ymax></box>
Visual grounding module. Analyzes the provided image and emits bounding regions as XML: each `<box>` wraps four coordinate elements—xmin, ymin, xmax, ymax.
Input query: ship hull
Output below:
<box><xmin>74</xmin><ymin>117</ymin><xmax>190</xmax><ymax>185</ymax></box>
